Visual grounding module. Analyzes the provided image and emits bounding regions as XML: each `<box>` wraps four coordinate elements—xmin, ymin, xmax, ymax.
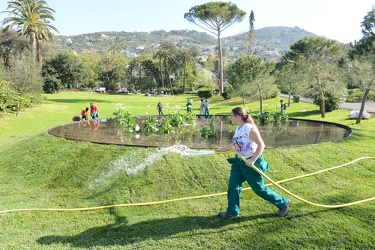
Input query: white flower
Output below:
<box><xmin>135</xmin><ymin>124</ymin><xmax>140</xmax><ymax>131</ymax></box>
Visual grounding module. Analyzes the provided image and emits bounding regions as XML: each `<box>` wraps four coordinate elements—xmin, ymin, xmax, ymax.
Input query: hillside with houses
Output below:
<box><xmin>54</xmin><ymin>26</ymin><xmax>320</xmax><ymax>62</ymax></box>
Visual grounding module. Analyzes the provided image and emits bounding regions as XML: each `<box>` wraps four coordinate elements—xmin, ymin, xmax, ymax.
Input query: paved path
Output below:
<box><xmin>281</xmin><ymin>94</ymin><xmax>375</xmax><ymax>114</ymax></box>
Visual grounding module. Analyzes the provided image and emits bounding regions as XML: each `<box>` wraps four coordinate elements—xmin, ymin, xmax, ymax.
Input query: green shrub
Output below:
<box><xmin>197</xmin><ymin>87</ymin><xmax>212</xmax><ymax>99</ymax></box>
<box><xmin>313</xmin><ymin>93</ymin><xmax>342</xmax><ymax>112</ymax></box>
<box><xmin>157</xmin><ymin>87</ymin><xmax>170</xmax><ymax>94</ymax></box>
<box><xmin>346</xmin><ymin>89</ymin><xmax>375</xmax><ymax>102</ymax></box>
<box><xmin>221</xmin><ymin>85</ymin><xmax>233</xmax><ymax>100</ymax></box>
<box><xmin>0</xmin><ymin>79</ymin><xmax>18</xmax><ymax>116</ymax></box>
<box><xmin>0</xmin><ymin>80</ymin><xmax>42</xmax><ymax>115</ymax></box>
<box><xmin>172</xmin><ymin>87</ymin><xmax>184</xmax><ymax>95</ymax></box>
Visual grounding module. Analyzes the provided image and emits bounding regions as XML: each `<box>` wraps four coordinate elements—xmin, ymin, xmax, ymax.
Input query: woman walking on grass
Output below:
<box><xmin>215</xmin><ymin>107</ymin><xmax>291</xmax><ymax>218</ymax></box>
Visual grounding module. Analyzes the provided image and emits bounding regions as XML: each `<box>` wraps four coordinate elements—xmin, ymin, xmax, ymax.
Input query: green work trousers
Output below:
<box><xmin>226</xmin><ymin>154</ymin><xmax>288</xmax><ymax>216</ymax></box>
<box><xmin>204</xmin><ymin>108</ymin><xmax>209</xmax><ymax>117</ymax></box>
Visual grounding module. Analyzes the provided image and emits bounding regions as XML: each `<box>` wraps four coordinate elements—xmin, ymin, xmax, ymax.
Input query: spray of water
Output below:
<box><xmin>87</xmin><ymin>144</ymin><xmax>215</xmax><ymax>189</ymax></box>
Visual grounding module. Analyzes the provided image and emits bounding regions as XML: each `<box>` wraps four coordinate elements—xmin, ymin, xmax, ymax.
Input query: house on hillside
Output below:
<box><xmin>198</xmin><ymin>55</ymin><xmax>208</xmax><ymax>62</ymax></box>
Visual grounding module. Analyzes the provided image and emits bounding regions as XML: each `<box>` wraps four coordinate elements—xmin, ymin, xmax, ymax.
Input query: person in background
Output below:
<box><xmin>280</xmin><ymin>99</ymin><xmax>286</xmax><ymax>114</ymax></box>
<box><xmin>81</xmin><ymin>107</ymin><xmax>89</xmax><ymax>120</ymax></box>
<box><xmin>204</xmin><ymin>99</ymin><xmax>210</xmax><ymax>117</ymax></box>
<box><xmin>186</xmin><ymin>99</ymin><xmax>192</xmax><ymax>113</ymax></box>
<box><xmin>215</xmin><ymin>107</ymin><xmax>291</xmax><ymax>218</ymax></box>
<box><xmin>157</xmin><ymin>101</ymin><xmax>164</xmax><ymax>115</ymax></box>
<box><xmin>200</xmin><ymin>99</ymin><xmax>205</xmax><ymax>116</ymax></box>
<box><xmin>90</xmin><ymin>102</ymin><xmax>99</xmax><ymax>119</ymax></box>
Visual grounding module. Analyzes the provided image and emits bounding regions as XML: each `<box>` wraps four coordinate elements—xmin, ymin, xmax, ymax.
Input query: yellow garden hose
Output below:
<box><xmin>234</xmin><ymin>153</ymin><xmax>375</xmax><ymax>208</ymax></box>
<box><xmin>0</xmin><ymin>154</ymin><xmax>374</xmax><ymax>214</ymax></box>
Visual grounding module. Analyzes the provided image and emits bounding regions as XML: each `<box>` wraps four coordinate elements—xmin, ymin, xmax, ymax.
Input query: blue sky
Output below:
<box><xmin>1</xmin><ymin>0</ymin><xmax>374</xmax><ymax>43</ymax></box>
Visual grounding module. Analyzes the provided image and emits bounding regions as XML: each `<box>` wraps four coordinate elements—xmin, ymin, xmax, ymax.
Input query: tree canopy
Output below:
<box><xmin>280</xmin><ymin>36</ymin><xmax>346</xmax><ymax>117</ymax></box>
<box><xmin>184</xmin><ymin>2</ymin><xmax>246</xmax><ymax>94</ymax></box>
<box><xmin>226</xmin><ymin>55</ymin><xmax>278</xmax><ymax>111</ymax></box>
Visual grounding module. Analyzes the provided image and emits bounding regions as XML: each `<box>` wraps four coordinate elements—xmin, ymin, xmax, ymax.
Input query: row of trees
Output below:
<box><xmin>1</xmin><ymin>1</ymin><xmax>374</xmax><ymax>125</ymax></box>
<box><xmin>41</xmin><ymin>41</ymin><xmax>206</xmax><ymax>94</ymax></box>
<box><xmin>0</xmin><ymin>26</ymin><xmax>220</xmax><ymax>94</ymax></box>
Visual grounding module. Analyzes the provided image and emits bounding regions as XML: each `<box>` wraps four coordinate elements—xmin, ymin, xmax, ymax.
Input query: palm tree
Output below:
<box><xmin>162</xmin><ymin>49</ymin><xmax>174</xmax><ymax>94</ymax></box>
<box><xmin>177</xmin><ymin>49</ymin><xmax>196</xmax><ymax>94</ymax></box>
<box><xmin>154</xmin><ymin>50</ymin><xmax>165</xmax><ymax>88</ymax></box>
<box><xmin>160</xmin><ymin>42</ymin><xmax>177</xmax><ymax>94</ymax></box>
<box><xmin>35</xmin><ymin>20</ymin><xmax>57</xmax><ymax>64</ymax></box>
<box><xmin>1</xmin><ymin>0</ymin><xmax>58</xmax><ymax>63</ymax></box>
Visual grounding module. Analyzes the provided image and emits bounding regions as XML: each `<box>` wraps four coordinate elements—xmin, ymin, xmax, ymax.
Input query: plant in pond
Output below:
<box><xmin>169</xmin><ymin>111</ymin><xmax>184</xmax><ymax>127</ymax></box>
<box><xmin>201</xmin><ymin>118</ymin><xmax>217</xmax><ymax>138</ymax></box>
<box><xmin>255</xmin><ymin>111</ymin><xmax>270</xmax><ymax>125</ymax></box>
<box><xmin>271</xmin><ymin>112</ymin><xmax>289</xmax><ymax>124</ymax></box>
<box><xmin>113</xmin><ymin>104</ymin><xmax>139</xmax><ymax>132</ymax></box>
<box><xmin>159</xmin><ymin>116</ymin><xmax>175</xmax><ymax>134</ymax></box>
<box><xmin>280</xmin><ymin>113</ymin><xmax>289</xmax><ymax>124</ymax></box>
<box><xmin>223</xmin><ymin>115</ymin><xmax>231</xmax><ymax>124</ymax></box>
<box><xmin>143</xmin><ymin>115</ymin><xmax>157</xmax><ymax>133</ymax></box>
<box><xmin>183</xmin><ymin>112</ymin><xmax>196</xmax><ymax>125</ymax></box>
<box><xmin>255</xmin><ymin>111</ymin><xmax>288</xmax><ymax>125</ymax></box>
<box><xmin>168</xmin><ymin>110</ymin><xmax>195</xmax><ymax>127</ymax></box>
<box><xmin>175</xmin><ymin>125</ymin><xmax>198</xmax><ymax>140</ymax></box>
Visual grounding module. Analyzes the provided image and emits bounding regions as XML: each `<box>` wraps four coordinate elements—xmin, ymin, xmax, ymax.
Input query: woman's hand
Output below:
<box><xmin>215</xmin><ymin>144</ymin><xmax>234</xmax><ymax>154</ymax></box>
<box><xmin>246</xmin><ymin>159</ymin><xmax>255</xmax><ymax>168</ymax></box>
<box><xmin>215</xmin><ymin>147</ymin><xmax>223</xmax><ymax>153</ymax></box>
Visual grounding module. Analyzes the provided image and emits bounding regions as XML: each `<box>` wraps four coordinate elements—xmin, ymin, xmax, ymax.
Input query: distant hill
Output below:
<box><xmin>54</xmin><ymin>26</ymin><xmax>319</xmax><ymax>61</ymax></box>
<box><xmin>222</xmin><ymin>26</ymin><xmax>318</xmax><ymax>60</ymax></box>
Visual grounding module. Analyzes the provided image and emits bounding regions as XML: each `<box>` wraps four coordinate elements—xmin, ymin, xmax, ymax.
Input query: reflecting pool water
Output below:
<box><xmin>48</xmin><ymin>116</ymin><xmax>352</xmax><ymax>149</ymax></box>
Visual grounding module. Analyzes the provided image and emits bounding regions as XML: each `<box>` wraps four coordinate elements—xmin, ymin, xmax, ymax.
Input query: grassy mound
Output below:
<box><xmin>0</xmin><ymin>92</ymin><xmax>374</xmax><ymax>249</ymax></box>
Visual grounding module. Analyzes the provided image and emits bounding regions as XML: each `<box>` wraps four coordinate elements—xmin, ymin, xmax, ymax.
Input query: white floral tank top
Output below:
<box><xmin>232</xmin><ymin>123</ymin><xmax>258</xmax><ymax>158</ymax></box>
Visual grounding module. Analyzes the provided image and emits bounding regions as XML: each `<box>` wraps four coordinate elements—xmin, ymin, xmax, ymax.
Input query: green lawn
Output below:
<box><xmin>0</xmin><ymin>92</ymin><xmax>374</xmax><ymax>249</ymax></box>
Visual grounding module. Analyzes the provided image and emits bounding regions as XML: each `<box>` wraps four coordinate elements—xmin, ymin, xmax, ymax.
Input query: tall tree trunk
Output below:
<box><xmin>217</xmin><ymin>31</ymin><xmax>224</xmax><ymax>94</ymax></box>
<box><xmin>356</xmin><ymin>89</ymin><xmax>370</xmax><ymax>124</ymax></box>
<box><xmin>159</xmin><ymin>58</ymin><xmax>164</xmax><ymax>88</ymax></box>
<box><xmin>258</xmin><ymin>85</ymin><xmax>263</xmax><ymax>112</ymax></box>
<box><xmin>164</xmin><ymin>58</ymin><xmax>172</xmax><ymax>95</ymax></box>
<box><xmin>183</xmin><ymin>60</ymin><xmax>187</xmax><ymax>94</ymax></box>
<box><xmin>29</xmin><ymin>31</ymin><xmax>37</xmax><ymax>61</ymax></box>
<box><xmin>138</xmin><ymin>69</ymin><xmax>142</xmax><ymax>91</ymax></box>
<box><xmin>16</xmin><ymin>97</ymin><xmax>20</xmax><ymax>117</ymax></box>
<box><xmin>320</xmin><ymin>91</ymin><xmax>326</xmax><ymax>118</ymax></box>
<box><xmin>37</xmin><ymin>39</ymin><xmax>43</xmax><ymax>65</ymax></box>
<box><xmin>316</xmin><ymin>75</ymin><xmax>325</xmax><ymax>118</ymax></box>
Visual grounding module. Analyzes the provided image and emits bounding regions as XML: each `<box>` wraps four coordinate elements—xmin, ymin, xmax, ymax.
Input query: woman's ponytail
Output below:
<box><xmin>232</xmin><ymin>107</ymin><xmax>255</xmax><ymax>125</ymax></box>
